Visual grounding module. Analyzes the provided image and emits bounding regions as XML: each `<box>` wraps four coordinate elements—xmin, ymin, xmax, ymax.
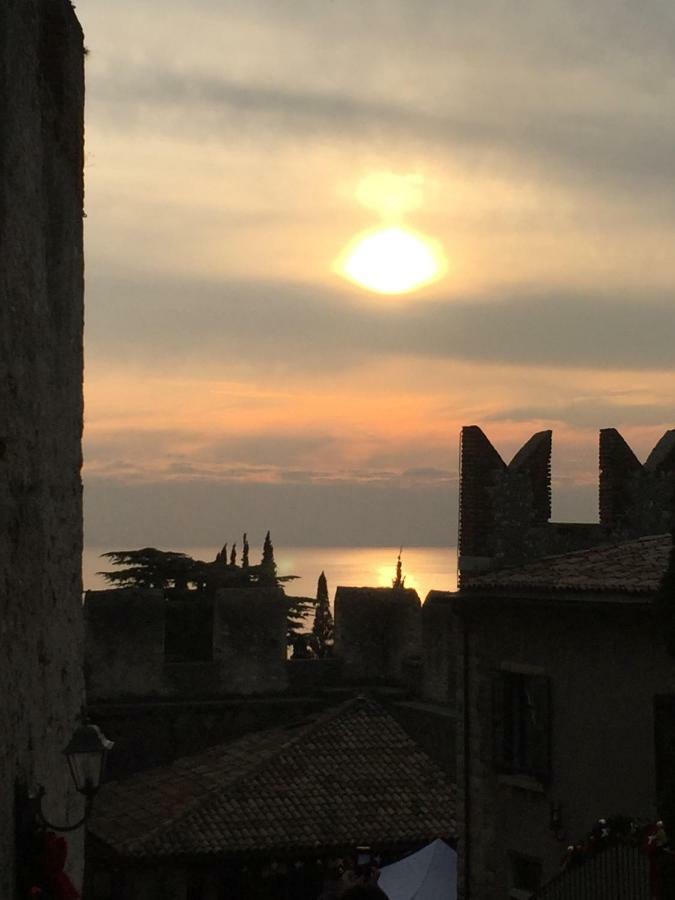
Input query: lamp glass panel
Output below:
<box><xmin>68</xmin><ymin>750</ymin><xmax>104</xmax><ymax>792</ymax></box>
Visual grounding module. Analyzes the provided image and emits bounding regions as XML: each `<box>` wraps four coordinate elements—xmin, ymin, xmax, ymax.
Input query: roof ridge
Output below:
<box><xmin>125</xmin><ymin>696</ymin><xmax>383</xmax><ymax>854</ymax></box>
<box><xmin>101</xmin><ymin>718</ymin><xmax>316</xmax><ymax>853</ymax></box>
<box><xmin>130</xmin><ymin>694</ymin><xmax>452</xmax><ymax>857</ymax></box>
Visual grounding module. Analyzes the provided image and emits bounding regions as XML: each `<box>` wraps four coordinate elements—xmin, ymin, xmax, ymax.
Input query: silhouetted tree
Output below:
<box><xmin>312</xmin><ymin>571</ymin><xmax>334</xmax><ymax>655</ymax></box>
<box><xmin>100</xmin><ymin>534</ymin><xmax>305</xmax><ymax>639</ymax></box>
<box><xmin>255</xmin><ymin>531</ymin><xmax>306</xmax><ymax>642</ymax></box>
<box><xmin>285</xmin><ymin>594</ymin><xmax>316</xmax><ymax>647</ymax></box>
<box><xmin>99</xmin><ymin>548</ymin><xmax>201</xmax><ymax>591</ymax></box>
<box><xmin>393</xmin><ymin>548</ymin><xmax>405</xmax><ymax>590</ymax></box>
<box><xmin>260</xmin><ymin>530</ymin><xmax>277</xmax><ymax>585</ymax></box>
<box><xmin>242</xmin><ymin>533</ymin><xmax>250</xmax><ymax>569</ymax></box>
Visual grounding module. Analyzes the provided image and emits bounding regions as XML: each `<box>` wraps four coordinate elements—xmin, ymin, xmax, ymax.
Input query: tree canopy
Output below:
<box><xmin>99</xmin><ymin>534</ymin><xmax>307</xmax><ymax>644</ymax></box>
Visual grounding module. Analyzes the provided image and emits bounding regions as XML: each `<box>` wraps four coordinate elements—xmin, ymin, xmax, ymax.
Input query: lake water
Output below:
<box><xmin>84</xmin><ymin>545</ymin><xmax>458</xmax><ymax>603</ymax></box>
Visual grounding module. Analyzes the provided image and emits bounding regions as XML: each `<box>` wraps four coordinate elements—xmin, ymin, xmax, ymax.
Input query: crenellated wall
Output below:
<box><xmin>600</xmin><ymin>427</ymin><xmax>675</xmax><ymax>536</ymax></box>
<box><xmin>458</xmin><ymin>426</ymin><xmax>675</xmax><ymax>582</ymax></box>
<box><xmin>0</xmin><ymin>0</ymin><xmax>85</xmax><ymax>891</ymax></box>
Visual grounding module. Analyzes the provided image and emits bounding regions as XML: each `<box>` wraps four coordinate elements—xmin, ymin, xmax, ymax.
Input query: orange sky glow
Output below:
<box><xmin>79</xmin><ymin>1</ymin><xmax>675</xmax><ymax>550</ymax></box>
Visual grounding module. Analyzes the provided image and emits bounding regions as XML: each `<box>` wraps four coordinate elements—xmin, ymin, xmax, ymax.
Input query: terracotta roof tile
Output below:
<box><xmin>464</xmin><ymin>533</ymin><xmax>671</xmax><ymax>595</ymax></box>
<box><xmin>90</xmin><ymin>697</ymin><xmax>455</xmax><ymax>858</ymax></box>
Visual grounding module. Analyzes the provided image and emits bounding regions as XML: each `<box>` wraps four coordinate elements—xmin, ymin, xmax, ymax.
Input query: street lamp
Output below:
<box><xmin>63</xmin><ymin>723</ymin><xmax>114</xmax><ymax>810</ymax></box>
<box><xmin>15</xmin><ymin>719</ymin><xmax>114</xmax><ymax>896</ymax></box>
<box><xmin>19</xmin><ymin>720</ymin><xmax>114</xmax><ymax>834</ymax></box>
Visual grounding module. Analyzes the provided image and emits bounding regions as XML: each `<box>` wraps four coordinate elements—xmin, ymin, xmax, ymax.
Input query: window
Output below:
<box><xmin>164</xmin><ymin>598</ymin><xmax>214</xmax><ymax>663</ymax></box>
<box><xmin>493</xmin><ymin>670</ymin><xmax>551</xmax><ymax>783</ymax></box>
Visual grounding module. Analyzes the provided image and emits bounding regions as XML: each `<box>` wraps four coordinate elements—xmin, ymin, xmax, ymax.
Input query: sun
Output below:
<box><xmin>337</xmin><ymin>226</ymin><xmax>446</xmax><ymax>295</ymax></box>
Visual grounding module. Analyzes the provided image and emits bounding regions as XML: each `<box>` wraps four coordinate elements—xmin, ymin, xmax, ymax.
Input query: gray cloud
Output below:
<box><xmin>487</xmin><ymin>399</ymin><xmax>675</xmax><ymax>429</ymax></box>
<box><xmin>88</xmin><ymin>64</ymin><xmax>675</xmax><ymax>202</ymax></box>
<box><xmin>86</xmin><ymin>272</ymin><xmax>675</xmax><ymax>373</ymax></box>
<box><xmin>84</xmin><ymin>475</ymin><xmax>456</xmax><ymax>548</ymax></box>
<box><xmin>82</xmin><ymin>0</ymin><xmax>675</xmax><ymax>208</ymax></box>
<box><xmin>86</xmin><ymin>430</ymin><xmax>340</xmax><ymax>469</ymax></box>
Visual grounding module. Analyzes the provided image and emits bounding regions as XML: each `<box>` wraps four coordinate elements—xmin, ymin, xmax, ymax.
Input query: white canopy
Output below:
<box><xmin>377</xmin><ymin>839</ymin><xmax>457</xmax><ymax>900</ymax></box>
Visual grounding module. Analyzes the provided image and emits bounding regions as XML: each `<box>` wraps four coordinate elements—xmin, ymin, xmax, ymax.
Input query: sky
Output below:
<box><xmin>79</xmin><ymin>0</ymin><xmax>675</xmax><ymax>553</ymax></box>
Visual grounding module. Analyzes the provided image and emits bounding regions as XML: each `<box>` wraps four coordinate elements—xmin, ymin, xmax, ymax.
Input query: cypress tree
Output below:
<box><xmin>312</xmin><ymin>571</ymin><xmax>334</xmax><ymax>655</ymax></box>
<box><xmin>393</xmin><ymin>548</ymin><xmax>405</xmax><ymax>590</ymax></box>
<box><xmin>260</xmin><ymin>530</ymin><xmax>277</xmax><ymax>585</ymax></box>
<box><xmin>230</xmin><ymin>543</ymin><xmax>237</xmax><ymax>566</ymax></box>
<box><xmin>242</xmin><ymin>533</ymin><xmax>250</xmax><ymax>569</ymax></box>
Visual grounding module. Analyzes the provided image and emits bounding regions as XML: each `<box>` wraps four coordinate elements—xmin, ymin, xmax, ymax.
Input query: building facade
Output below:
<box><xmin>455</xmin><ymin>534</ymin><xmax>675</xmax><ymax>899</ymax></box>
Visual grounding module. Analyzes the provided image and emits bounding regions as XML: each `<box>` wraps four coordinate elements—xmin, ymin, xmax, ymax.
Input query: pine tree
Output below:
<box><xmin>286</xmin><ymin>595</ymin><xmax>316</xmax><ymax>647</ymax></box>
<box><xmin>393</xmin><ymin>548</ymin><xmax>406</xmax><ymax>590</ymax></box>
<box><xmin>99</xmin><ymin>548</ymin><xmax>200</xmax><ymax>591</ymax></box>
<box><xmin>229</xmin><ymin>543</ymin><xmax>237</xmax><ymax>566</ymax></box>
<box><xmin>312</xmin><ymin>571</ymin><xmax>334</xmax><ymax>655</ymax></box>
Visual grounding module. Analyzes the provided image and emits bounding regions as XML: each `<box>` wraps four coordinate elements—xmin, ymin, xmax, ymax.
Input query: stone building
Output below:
<box><xmin>0</xmin><ymin>0</ymin><xmax>86</xmax><ymax>893</ymax></box>
<box><xmin>447</xmin><ymin>425</ymin><xmax>675</xmax><ymax>897</ymax></box>
<box><xmin>453</xmin><ymin>533</ymin><xmax>675</xmax><ymax>898</ymax></box>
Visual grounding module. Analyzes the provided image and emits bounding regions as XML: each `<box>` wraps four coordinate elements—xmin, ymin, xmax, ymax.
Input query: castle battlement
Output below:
<box><xmin>458</xmin><ymin>425</ymin><xmax>675</xmax><ymax>580</ymax></box>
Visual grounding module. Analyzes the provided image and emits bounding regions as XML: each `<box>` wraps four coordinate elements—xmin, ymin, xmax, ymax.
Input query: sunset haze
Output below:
<box><xmin>80</xmin><ymin>0</ymin><xmax>675</xmax><ymax>552</ymax></box>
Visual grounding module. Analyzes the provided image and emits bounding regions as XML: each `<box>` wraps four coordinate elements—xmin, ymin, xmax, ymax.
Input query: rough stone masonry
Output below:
<box><xmin>0</xmin><ymin>0</ymin><xmax>85</xmax><ymax>892</ymax></box>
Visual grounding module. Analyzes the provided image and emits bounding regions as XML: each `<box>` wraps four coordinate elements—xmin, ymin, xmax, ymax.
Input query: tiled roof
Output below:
<box><xmin>464</xmin><ymin>533</ymin><xmax>671</xmax><ymax>595</ymax></box>
<box><xmin>90</xmin><ymin>696</ymin><xmax>456</xmax><ymax>859</ymax></box>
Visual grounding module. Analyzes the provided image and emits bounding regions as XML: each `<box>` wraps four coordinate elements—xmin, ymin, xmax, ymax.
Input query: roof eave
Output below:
<box><xmin>454</xmin><ymin>588</ymin><xmax>655</xmax><ymax>612</ymax></box>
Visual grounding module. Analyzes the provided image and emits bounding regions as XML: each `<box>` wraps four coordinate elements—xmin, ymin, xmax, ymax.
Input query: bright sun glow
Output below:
<box><xmin>338</xmin><ymin>226</ymin><xmax>447</xmax><ymax>295</ymax></box>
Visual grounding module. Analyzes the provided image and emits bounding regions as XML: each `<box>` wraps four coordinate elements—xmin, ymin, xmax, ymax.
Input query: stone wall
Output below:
<box><xmin>84</xmin><ymin>587</ymin><xmax>288</xmax><ymax>700</ymax></box>
<box><xmin>0</xmin><ymin>0</ymin><xmax>85</xmax><ymax>892</ymax></box>
<box><xmin>599</xmin><ymin>427</ymin><xmax>675</xmax><ymax>536</ymax></box>
<box><xmin>390</xmin><ymin>700</ymin><xmax>457</xmax><ymax>778</ymax></box>
<box><xmin>421</xmin><ymin>591</ymin><xmax>457</xmax><ymax>704</ymax></box>
<box><xmin>212</xmin><ymin>587</ymin><xmax>287</xmax><ymax>695</ymax></box>
<box><xmin>85</xmin><ymin>590</ymin><xmax>166</xmax><ymax>700</ymax></box>
<box><xmin>334</xmin><ymin>587</ymin><xmax>422</xmax><ymax>683</ymax></box>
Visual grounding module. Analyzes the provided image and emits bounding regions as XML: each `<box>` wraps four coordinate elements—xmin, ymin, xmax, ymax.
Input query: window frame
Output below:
<box><xmin>493</xmin><ymin>667</ymin><xmax>552</xmax><ymax>784</ymax></box>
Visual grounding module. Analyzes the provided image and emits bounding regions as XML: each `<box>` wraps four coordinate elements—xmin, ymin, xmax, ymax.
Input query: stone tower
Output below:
<box><xmin>0</xmin><ymin>0</ymin><xmax>85</xmax><ymax>891</ymax></box>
